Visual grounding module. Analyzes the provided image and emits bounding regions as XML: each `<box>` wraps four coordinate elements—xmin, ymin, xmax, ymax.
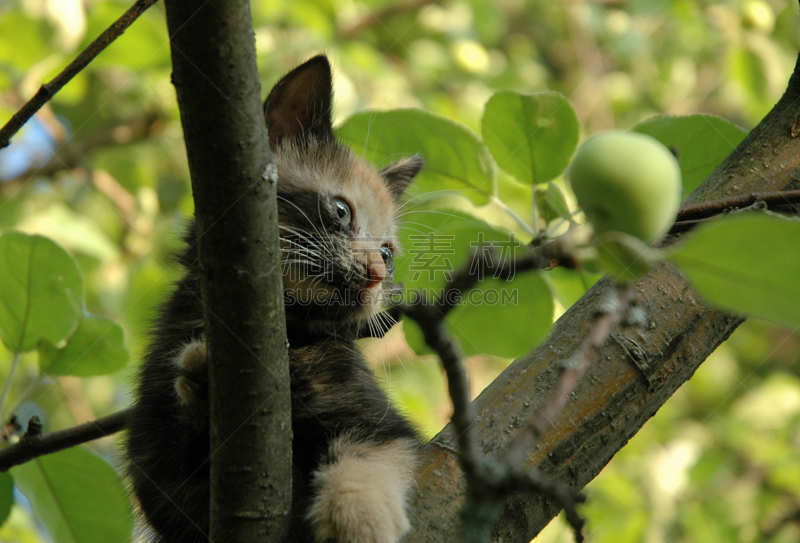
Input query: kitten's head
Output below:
<box><xmin>264</xmin><ymin>56</ymin><xmax>423</xmax><ymax>335</ymax></box>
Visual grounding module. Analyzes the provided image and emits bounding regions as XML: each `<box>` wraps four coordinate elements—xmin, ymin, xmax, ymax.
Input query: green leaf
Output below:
<box><xmin>336</xmin><ymin>109</ymin><xmax>496</xmax><ymax>204</ymax></box>
<box><xmin>633</xmin><ymin>114</ymin><xmax>748</xmax><ymax>193</ymax></box>
<box><xmin>667</xmin><ymin>214</ymin><xmax>800</xmax><ymax>327</ymax></box>
<box><xmin>0</xmin><ymin>472</ymin><xmax>13</xmax><ymax>527</ymax></box>
<box><xmin>0</xmin><ymin>232</ymin><xmax>83</xmax><ymax>352</ymax></box>
<box><xmin>39</xmin><ymin>313</ymin><xmax>129</xmax><ymax>377</ymax></box>
<box><xmin>536</xmin><ymin>181</ymin><xmax>571</xmax><ymax>224</ymax></box>
<box><xmin>482</xmin><ymin>90</ymin><xmax>579</xmax><ymax>184</ymax></box>
<box><xmin>395</xmin><ymin>209</ymin><xmax>553</xmax><ymax>358</ymax></box>
<box><xmin>12</xmin><ymin>446</ymin><xmax>132</xmax><ymax>543</ymax></box>
<box><xmin>0</xmin><ymin>12</ymin><xmax>52</xmax><ymax>70</ymax></box>
<box><xmin>449</xmin><ymin>271</ymin><xmax>553</xmax><ymax>358</ymax></box>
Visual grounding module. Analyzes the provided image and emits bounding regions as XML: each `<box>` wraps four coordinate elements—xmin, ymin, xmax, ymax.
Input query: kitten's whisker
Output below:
<box><xmin>277</xmin><ymin>196</ymin><xmax>336</xmax><ymax>253</ymax></box>
<box><xmin>396</xmin><ymin>222</ymin><xmax>437</xmax><ymax>235</ymax></box>
<box><xmin>280</xmin><ymin>243</ymin><xmax>331</xmax><ymax>263</ymax></box>
<box><xmin>394</xmin><ymin>189</ymin><xmax>467</xmax><ymax>213</ymax></box>
<box><xmin>395</xmin><ymin>209</ymin><xmax>484</xmax><ymax>227</ymax></box>
<box><xmin>279</xmin><ymin>225</ymin><xmax>334</xmax><ymax>253</ymax></box>
<box><xmin>279</xmin><ymin>232</ymin><xmax>336</xmax><ymax>259</ymax></box>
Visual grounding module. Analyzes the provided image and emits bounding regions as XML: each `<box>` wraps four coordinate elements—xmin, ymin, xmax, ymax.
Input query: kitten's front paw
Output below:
<box><xmin>307</xmin><ymin>437</ymin><xmax>417</xmax><ymax>543</ymax></box>
<box><xmin>174</xmin><ymin>339</ymin><xmax>208</xmax><ymax>406</ymax></box>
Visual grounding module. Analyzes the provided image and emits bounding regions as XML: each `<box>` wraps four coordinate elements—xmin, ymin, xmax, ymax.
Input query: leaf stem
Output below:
<box><xmin>489</xmin><ymin>195</ymin><xmax>536</xmax><ymax>237</ymax></box>
<box><xmin>0</xmin><ymin>352</ymin><xmax>22</xmax><ymax>422</ymax></box>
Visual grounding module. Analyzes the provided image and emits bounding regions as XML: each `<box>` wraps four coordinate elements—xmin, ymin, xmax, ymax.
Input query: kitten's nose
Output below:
<box><xmin>365</xmin><ymin>263</ymin><xmax>385</xmax><ymax>290</ymax></box>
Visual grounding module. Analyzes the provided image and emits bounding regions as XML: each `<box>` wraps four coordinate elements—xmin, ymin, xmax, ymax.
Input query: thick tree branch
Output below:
<box><xmin>499</xmin><ymin>287</ymin><xmax>634</xmax><ymax>469</ymax></box>
<box><xmin>406</xmin><ymin>50</ymin><xmax>800</xmax><ymax>542</ymax></box>
<box><xmin>0</xmin><ymin>409</ymin><xmax>131</xmax><ymax>472</ymax></box>
<box><xmin>163</xmin><ymin>1</ymin><xmax>291</xmax><ymax>541</ymax></box>
<box><xmin>0</xmin><ymin>0</ymin><xmax>158</xmax><ymax>149</ymax></box>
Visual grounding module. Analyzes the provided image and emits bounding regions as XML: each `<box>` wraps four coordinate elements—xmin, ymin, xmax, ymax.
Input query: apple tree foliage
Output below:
<box><xmin>1</xmin><ymin>0</ymin><xmax>800</xmax><ymax>542</ymax></box>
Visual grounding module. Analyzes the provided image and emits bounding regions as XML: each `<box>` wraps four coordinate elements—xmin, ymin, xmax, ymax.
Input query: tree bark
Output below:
<box><xmin>162</xmin><ymin>1</ymin><xmax>291</xmax><ymax>541</ymax></box>
<box><xmin>406</xmin><ymin>51</ymin><xmax>800</xmax><ymax>542</ymax></box>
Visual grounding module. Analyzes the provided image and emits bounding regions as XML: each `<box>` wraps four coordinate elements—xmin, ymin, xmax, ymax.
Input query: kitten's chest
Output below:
<box><xmin>288</xmin><ymin>341</ymin><xmax>363</xmax><ymax>404</ymax></box>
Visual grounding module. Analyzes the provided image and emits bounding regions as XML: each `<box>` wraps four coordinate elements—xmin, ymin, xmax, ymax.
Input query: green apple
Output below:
<box><xmin>568</xmin><ymin>130</ymin><xmax>681</xmax><ymax>244</ymax></box>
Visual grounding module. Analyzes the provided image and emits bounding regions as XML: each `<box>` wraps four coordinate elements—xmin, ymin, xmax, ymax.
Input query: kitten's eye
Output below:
<box><xmin>333</xmin><ymin>197</ymin><xmax>351</xmax><ymax>228</ymax></box>
<box><xmin>380</xmin><ymin>245</ymin><xmax>394</xmax><ymax>274</ymax></box>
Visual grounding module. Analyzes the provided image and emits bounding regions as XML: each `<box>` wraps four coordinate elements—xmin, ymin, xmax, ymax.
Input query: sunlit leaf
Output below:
<box><xmin>667</xmin><ymin>214</ymin><xmax>800</xmax><ymax>327</ymax></box>
<box><xmin>337</xmin><ymin>109</ymin><xmax>496</xmax><ymax>204</ymax></box>
<box><xmin>482</xmin><ymin>90</ymin><xmax>579</xmax><ymax>184</ymax></box>
<box><xmin>12</xmin><ymin>446</ymin><xmax>132</xmax><ymax>543</ymax></box>
<box><xmin>633</xmin><ymin>114</ymin><xmax>748</xmax><ymax>193</ymax></box>
<box><xmin>39</xmin><ymin>312</ymin><xmax>129</xmax><ymax>377</ymax></box>
<box><xmin>0</xmin><ymin>232</ymin><xmax>83</xmax><ymax>352</ymax></box>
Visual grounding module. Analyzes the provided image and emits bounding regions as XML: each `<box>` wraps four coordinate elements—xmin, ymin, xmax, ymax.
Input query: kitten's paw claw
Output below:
<box><xmin>308</xmin><ymin>438</ymin><xmax>417</xmax><ymax>543</ymax></box>
<box><xmin>174</xmin><ymin>339</ymin><xmax>208</xmax><ymax>406</ymax></box>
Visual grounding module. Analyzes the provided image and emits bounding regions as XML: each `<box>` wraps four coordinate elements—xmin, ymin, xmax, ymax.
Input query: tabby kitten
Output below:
<box><xmin>125</xmin><ymin>55</ymin><xmax>423</xmax><ymax>543</ymax></box>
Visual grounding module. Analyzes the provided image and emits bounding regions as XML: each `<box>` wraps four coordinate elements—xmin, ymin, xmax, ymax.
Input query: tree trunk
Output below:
<box><xmin>162</xmin><ymin>1</ymin><xmax>292</xmax><ymax>541</ymax></box>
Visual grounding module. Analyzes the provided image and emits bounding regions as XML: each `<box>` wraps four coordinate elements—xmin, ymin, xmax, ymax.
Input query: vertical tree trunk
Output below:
<box><xmin>163</xmin><ymin>1</ymin><xmax>292</xmax><ymax>541</ymax></box>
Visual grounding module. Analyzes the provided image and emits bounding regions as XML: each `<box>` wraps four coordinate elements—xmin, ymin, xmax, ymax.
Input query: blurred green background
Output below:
<box><xmin>1</xmin><ymin>0</ymin><xmax>799</xmax><ymax>541</ymax></box>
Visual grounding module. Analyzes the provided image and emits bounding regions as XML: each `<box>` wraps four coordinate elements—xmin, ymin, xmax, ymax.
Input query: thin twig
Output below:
<box><xmin>501</xmin><ymin>286</ymin><xmax>633</xmax><ymax>468</ymax></box>
<box><xmin>398</xmin><ymin>239</ymin><xmax>591</xmax><ymax>541</ymax></box>
<box><xmin>399</xmin><ymin>239</ymin><xmax>576</xmax><ymax>472</ymax></box>
<box><xmin>436</xmin><ymin>236</ymin><xmax>576</xmax><ymax>316</ymax></box>
<box><xmin>0</xmin><ymin>408</ymin><xmax>131</xmax><ymax>471</ymax></box>
<box><xmin>0</xmin><ymin>0</ymin><xmax>159</xmax><ymax>149</ymax></box>
<box><xmin>408</xmin><ymin>304</ymin><xmax>481</xmax><ymax>476</ymax></box>
<box><xmin>504</xmin><ymin>467</ymin><xmax>587</xmax><ymax>537</ymax></box>
<box><xmin>673</xmin><ymin>189</ymin><xmax>800</xmax><ymax>223</ymax></box>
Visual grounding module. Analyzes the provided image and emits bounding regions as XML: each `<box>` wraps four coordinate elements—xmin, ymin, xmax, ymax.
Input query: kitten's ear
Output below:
<box><xmin>380</xmin><ymin>155</ymin><xmax>424</xmax><ymax>201</ymax></box>
<box><xmin>264</xmin><ymin>55</ymin><xmax>334</xmax><ymax>150</ymax></box>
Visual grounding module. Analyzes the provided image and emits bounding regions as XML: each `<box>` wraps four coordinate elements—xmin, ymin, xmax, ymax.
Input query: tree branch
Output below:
<box><xmin>499</xmin><ymin>287</ymin><xmax>634</xmax><ymax>469</ymax></box>
<box><xmin>669</xmin><ymin>188</ymin><xmax>800</xmax><ymax>234</ymax></box>
<box><xmin>0</xmin><ymin>0</ymin><xmax>159</xmax><ymax>149</ymax></box>
<box><xmin>406</xmin><ymin>49</ymin><xmax>800</xmax><ymax>543</ymax></box>
<box><xmin>163</xmin><ymin>0</ymin><xmax>291</xmax><ymax>541</ymax></box>
<box><xmin>0</xmin><ymin>409</ymin><xmax>131</xmax><ymax>472</ymax></box>
<box><xmin>399</xmin><ymin>238</ymin><xmax>589</xmax><ymax>541</ymax></box>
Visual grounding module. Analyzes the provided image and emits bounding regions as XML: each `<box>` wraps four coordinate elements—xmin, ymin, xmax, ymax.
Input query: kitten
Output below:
<box><xmin>124</xmin><ymin>55</ymin><xmax>424</xmax><ymax>543</ymax></box>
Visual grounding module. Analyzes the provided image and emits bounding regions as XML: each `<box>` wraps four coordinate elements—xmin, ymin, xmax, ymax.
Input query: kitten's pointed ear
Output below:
<box><xmin>380</xmin><ymin>155</ymin><xmax>424</xmax><ymax>201</ymax></box>
<box><xmin>264</xmin><ymin>55</ymin><xmax>334</xmax><ymax>150</ymax></box>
